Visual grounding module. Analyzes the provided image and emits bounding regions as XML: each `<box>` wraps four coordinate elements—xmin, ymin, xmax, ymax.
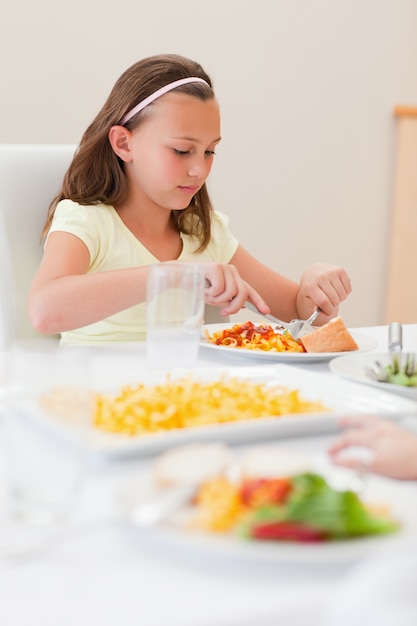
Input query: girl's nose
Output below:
<box><xmin>187</xmin><ymin>156</ymin><xmax>208</xmax><ymax>179</ymax></box>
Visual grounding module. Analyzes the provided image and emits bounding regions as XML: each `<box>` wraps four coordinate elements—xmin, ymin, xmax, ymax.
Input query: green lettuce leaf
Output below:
<box><xmin>239</xmin><ymin>473</ymin><xmax>399</xmax><ymax>540</ymax></box>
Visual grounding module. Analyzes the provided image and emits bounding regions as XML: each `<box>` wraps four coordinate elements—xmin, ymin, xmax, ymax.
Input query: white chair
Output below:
<box><xmin>0</xmin><ymin>143</ymin><xmax>224</xmax><ymax>348</ymax></box>
<box><xmin>0</xmin><ymin>144</ymin><xmax>76</xmax><ymax>347</ymax></box>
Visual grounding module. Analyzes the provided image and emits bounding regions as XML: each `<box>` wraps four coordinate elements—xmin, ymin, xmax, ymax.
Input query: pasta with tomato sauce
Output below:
<box><xmin>205</xmin><ymin>321</ymin><xmax>305</xmax><ymax>353</ymax></box>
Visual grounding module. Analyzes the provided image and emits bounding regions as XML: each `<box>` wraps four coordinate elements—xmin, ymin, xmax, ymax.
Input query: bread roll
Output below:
<box><xmin>300</xmin><ymin>316</ymin><xmax>358</xmax><ymax>353</ymax></box>
<box><xmin>240</xmin><ymin>446</ymin><xmax>311</xmax><ymax>478</ymax></box>
<box><xmin>152</xmin><ymin>442</ymin><xmax>233</xmax><ymax>487</ymax></box>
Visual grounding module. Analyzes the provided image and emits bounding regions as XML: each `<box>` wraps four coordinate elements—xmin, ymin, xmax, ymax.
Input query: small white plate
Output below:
<box><xmin>201</xmin><ymin>324</ymin><xmax>378</xmax><ymax>363</ymax></box>
<box><xmin>330</xmin><ymin>352</ymin><xmax>417</xmax><ymax>401</ymax></box>
<box><xmin>116</xmin><ymin>457</ymin><xmax>417</xmax><ymax>565</ymax></box>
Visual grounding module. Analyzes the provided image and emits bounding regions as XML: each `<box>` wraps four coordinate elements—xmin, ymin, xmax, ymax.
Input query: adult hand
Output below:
<box><xmin>328</xmin><ymin>415</ymin><xmax>417</xmax><ymax>480</ymax></box>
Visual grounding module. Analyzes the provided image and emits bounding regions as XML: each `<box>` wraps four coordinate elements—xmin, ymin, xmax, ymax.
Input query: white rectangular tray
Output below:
<box><xmin>13</xmin><ymin>363</ymin><xmax>417</xmax><ymax>459</ymax></box>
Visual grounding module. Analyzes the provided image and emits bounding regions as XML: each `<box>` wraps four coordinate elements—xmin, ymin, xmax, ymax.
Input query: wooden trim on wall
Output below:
<box><xmin>386</xmin><ymin>110</ymin><xmax>417</xmax><ymax>323</ymax></box>
<box><xmin>394</xmin><ymin>105</ymin><xmax>417</xmax><ymax>118</ymax></box>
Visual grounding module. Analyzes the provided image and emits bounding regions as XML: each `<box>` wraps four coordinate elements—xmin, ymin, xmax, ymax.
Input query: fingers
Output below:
<box><xmin>330</xmin><ymin>454</ymin><xmax>374</xmax><ymax>472</ymax></box>
<box><xmin>337</xmin><ymin>415</ymin><xmax>400</xmax><ymax>438</ymax></box>
<box><xmin>328</xmin><ymin>425</ymin><xmax>378</xmax><ymax>475</ymax></box>
<box><xmin>328</xmin><ymin>426</ymin><xmax>378</xmax><ymax>455</ymax></box>
<box><xmin>299</xmin><ymin>264</ymin><xmax>352</xmax><ymax>316</ymax></box>
<box><xmin>203</xmin><ymin>263</ymin><xmax>240</xmax><ymax>302</ymax></box>
<box><xmin>340</xmin><ymin>271</ymin><xmax>352</xmax><ymax>296</ymax></box>
<box><xmin>328</xmin><ymin>415</ymin><xmax>387</xmax><ymax>455</ymax></box>
<box><xmin>220</xmin><ymin>284</ymin><xmax>269</xmax><ymax>317</ymax></box>
<box><xmin>326</xmin><ymin>268</ymin><xmax>352</xmax><ymax>302</ymax></box>
<box><xmin>316</xmin><ymin>274</ymin><xmax>350</xmax><ymax>312</ymax></box>
<box><xmin>337</xmin><ymin>414</ymin><xmax>381</xmax><ymax>430</ymax></box>
<box><xmin>202</xmin><ymin>263</ymin><xmax>268</xmax><ymax>316</ymax></box>
<box><xmin>328</xmin><ymin>414</ymin><xmax>417</xmax><ymax>480</ymax></box>
<box><xmin>328</xmin><ymin>416</ymin><xmax>401</xmax><ymax>477</ymax></box>
<box><xmin>245</xmin><ymin>289</ymin><xmax>271</xmax><ymax>315</ymax></box>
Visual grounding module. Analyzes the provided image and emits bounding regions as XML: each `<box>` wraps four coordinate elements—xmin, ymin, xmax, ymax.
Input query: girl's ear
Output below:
<box><xmin>108</xmin><ymin>125</ymin><xmax>133</xmax><ymax>162</ymax></box>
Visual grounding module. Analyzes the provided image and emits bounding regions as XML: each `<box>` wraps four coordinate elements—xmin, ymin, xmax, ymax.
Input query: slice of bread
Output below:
<box><xmin>152</xmin><ymin>442</ymin><xmax>233</xmax><ymax>488</ymax></box>
<box><xmin>300</xmin><ymin>316</ymin><xmax>359</xmax><ymax>353</ymax></box>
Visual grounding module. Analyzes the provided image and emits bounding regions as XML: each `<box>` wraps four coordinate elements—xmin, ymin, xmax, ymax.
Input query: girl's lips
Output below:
<box><xmin>179</xmin><ymin>186</ymin><xmax>199</xmax><ymax>193</ymax></box>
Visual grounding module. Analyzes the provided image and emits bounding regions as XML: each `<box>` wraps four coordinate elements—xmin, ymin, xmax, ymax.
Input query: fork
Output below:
<box><xmin>244</xmin><ymin>301</ymin><xmax>321</xmax><ymax>339</ymax></box>
<box><xmin>365</xmin><ymin>323</ymin><xmax>404</xmax><ymax>383</ymax></box>
<box><xmin>286</xmin><ymin>309</ymin><xmax>323</xmax><ymax>339</ymax></box>
<box><xmin>366</xmin><ymin>321</ymin><xmax>416</xmax><ymax>384</ymax></box>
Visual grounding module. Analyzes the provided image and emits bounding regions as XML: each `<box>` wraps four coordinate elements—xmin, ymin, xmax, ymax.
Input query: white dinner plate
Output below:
<box><xmin>13</xmin><ymin>362</ymin><xmax>417</xmax><ymax>459</ymax></box>
<box><xmin>116</xmin><ymin>454</ymin><xmax>417</xmax><ymax>565</ymax></box>
<box><xmin>330</xmin><ymin>352</ymin><xmax>417</xmax><ymax>401</ymax></box>
<box><xmin>200</xmin><ymin>324</ymin><xmax>378</xmax><ymax>362</ymax></box>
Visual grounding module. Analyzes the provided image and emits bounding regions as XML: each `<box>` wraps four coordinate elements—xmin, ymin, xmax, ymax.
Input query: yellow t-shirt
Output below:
<box><xmin>47</xmin><ymin>200</ymin><xmax>239</xmax><ymax>345</ymax></box>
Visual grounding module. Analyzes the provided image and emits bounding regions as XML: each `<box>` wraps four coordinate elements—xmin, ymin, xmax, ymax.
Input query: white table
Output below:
<box><xmin>0</xmin><ymin>325</ymin><xmax>416</xmax><ymax>626</ymax></box>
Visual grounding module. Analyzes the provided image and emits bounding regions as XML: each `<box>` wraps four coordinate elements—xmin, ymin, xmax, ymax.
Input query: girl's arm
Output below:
<box><xmin>29</xmin><ymin>234</ymin><xmax>351</xmax><ymax>335</ymax></box>
<box><xmin>28</xmin><ymin>234</ymin><xmax>270</xmax><ymax>334</ymax></box>
<box><xmin>28</xmin><ymin>232</ymin><xmax>150</xmax><ymax>334</ymax></box>
<box><xmin>230</xmin><ymin>245</ymin><xmax>352</xmax><ymax>323</ymax></box>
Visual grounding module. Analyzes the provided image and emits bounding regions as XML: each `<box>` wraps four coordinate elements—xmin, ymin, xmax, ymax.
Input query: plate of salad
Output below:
<box><xmin>330</xmin><ymin>352</ymin><xmax>417</xmax><ymax>400</ymax></box>
<box><xmin>116</xmin><ymin>444</ymin><xmax>417</xmax><ymax>565</ymax></box>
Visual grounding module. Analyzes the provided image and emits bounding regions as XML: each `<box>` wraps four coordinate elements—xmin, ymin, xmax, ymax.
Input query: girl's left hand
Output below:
<box><xmin>297</xmin><ymin>262</ymin><xmax>352</xmax><ymax>320</ymax></box>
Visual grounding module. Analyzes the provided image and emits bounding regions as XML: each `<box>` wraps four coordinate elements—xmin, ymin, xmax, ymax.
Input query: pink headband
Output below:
<box><xmin>120</xmin><ymin>76</ymin><xmax>210</xmax><ymax>125</ymax></box>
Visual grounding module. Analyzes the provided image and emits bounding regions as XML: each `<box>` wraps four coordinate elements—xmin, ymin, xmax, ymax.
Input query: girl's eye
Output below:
<box><xmin>173</xmin><ymin>149</ymin><xmax>216</xmax><ymax>157</ymax></box>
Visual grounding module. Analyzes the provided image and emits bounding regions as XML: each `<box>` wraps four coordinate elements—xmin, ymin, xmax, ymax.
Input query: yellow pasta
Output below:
<box><xmin>193</xmin><ymin>477</ymin><xmax>244</xmax><ymax>532</ymax></box>
<box><xmin>93</xmin><ymin>375</ymin><xmax>327</xmax><ymax>437</ymax></box>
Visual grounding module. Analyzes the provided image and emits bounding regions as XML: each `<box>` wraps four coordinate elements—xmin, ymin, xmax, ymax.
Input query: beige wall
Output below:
<box><xmin>2</xmin><ymin>0</ymin><xmax>417</xmax><ymax>326</ymax></box>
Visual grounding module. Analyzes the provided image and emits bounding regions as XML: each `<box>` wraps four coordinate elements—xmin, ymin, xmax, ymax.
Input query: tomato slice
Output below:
<box><xmin>250</xmin><ymin>520</ymin><xmax>328</xmax><ymax>543</ymax></box>
<box><xmin>240</xmin><ymin>478</ymin><xmax>292</xmax><ymax>507</ymax></box>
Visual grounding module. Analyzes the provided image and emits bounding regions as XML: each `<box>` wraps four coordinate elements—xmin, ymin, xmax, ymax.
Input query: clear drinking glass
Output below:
<box><xmin>1</xmin><ymin>346</ymin><xmax>92</xmax><ymax>527</ymax></box>
<box><xmin>146</xmin><ymin>263</ymin><xmax>205</xmax><ymax>369</ymax></box>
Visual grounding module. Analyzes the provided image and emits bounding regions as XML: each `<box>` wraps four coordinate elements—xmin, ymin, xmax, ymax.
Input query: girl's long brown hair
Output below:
<box><xmin>43</xmin><ymin>54</ymin><xmax>215</xmax><ymax>251</ymax></box>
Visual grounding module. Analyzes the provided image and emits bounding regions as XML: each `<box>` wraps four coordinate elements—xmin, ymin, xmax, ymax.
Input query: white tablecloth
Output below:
<box><xmin>0</xmin><ymin>324</ymin><xmax>416</xmax><ymax>626</ymax></box>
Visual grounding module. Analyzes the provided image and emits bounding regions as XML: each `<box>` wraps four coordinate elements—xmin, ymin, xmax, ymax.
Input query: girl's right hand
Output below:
<box><xmin>200</xmin><ymin>262</ymin><xmax>269</xmax><ymax>317</ymax></box>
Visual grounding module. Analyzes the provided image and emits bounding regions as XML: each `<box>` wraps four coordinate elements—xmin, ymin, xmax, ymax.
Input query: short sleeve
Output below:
<box><xmin>46</xmin><ymin>200</ymin><xmax>107</xmax><ymax>263</ymax></box>
<box><xmin>180</xmin><ymin>210</ymin><xmax>239</xmax><ymax>262</ymax></box>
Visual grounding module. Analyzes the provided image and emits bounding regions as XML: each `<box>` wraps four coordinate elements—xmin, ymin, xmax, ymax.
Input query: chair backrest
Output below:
<box><xmin>0</xmin><ymin>143</ymin><xmax>225</xmax><ymax>348</ymax></box>
<box><xmin>0</xmin><ymin>144</ymin><xmax>76</xmax><ymax>346</ymax></box>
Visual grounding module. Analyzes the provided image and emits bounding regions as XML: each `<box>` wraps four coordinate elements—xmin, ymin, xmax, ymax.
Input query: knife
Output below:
<box><xmin>243</xmin><ymin>301</ymin><xmax>289</xmax><ymax>331</ymax></box>
<box><xmin>128</xmin><ymin>484</ymin><xmax>196</xmax><ymax>528</ymax></box>
<box><xmin>388</xmin><ymin>322</ymin><xmax>403</xmax><ymax>374</ymax></box>
<box><xmin>388</xmin><ymin>322</ymin><xmax>402</xmax><ymax>353</ymax></box>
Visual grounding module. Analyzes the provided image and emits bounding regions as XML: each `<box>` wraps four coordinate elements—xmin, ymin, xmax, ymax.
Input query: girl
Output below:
<box><xmin>29</xmin><ymin>53</ymin><xmax>352</xmax><ymax>345</ymax></box>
